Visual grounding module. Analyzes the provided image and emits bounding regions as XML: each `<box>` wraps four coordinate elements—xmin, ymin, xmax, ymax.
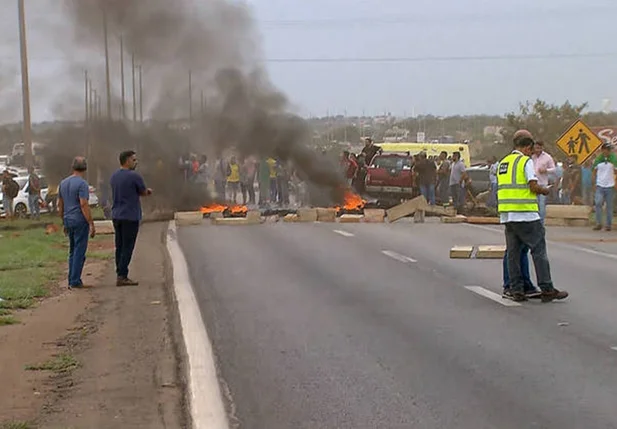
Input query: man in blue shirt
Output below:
<box><xmin>110</xmin><ymin>150</ymin><xmax>152</xmax><ymax>286</ymax></box>
<box><xmin>58</xmin><ymin>157</ymin><xmax>95</xmax><ymax>289</ymax></box>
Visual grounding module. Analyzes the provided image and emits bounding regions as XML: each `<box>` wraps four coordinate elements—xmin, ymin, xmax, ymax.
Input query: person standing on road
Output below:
<box><xmin>1</xmin><ymin>170</ymin><xmax>18</xmax><ymax>218</ymax></box>
<box><xmin>592</xmin><ymin>142</ymin><xmax>617</xmax><ymax>231</ymax></box>
<box><xmin>413</xmin><ymin>152</ymin><xmax>437</xmax><ymax>205</ymax></box>
<box><xmin>437</xmin><ymin>151</ymin><xmax>451</xmax><ymax>204</ymax></box>
<box><xmin>58</xmin><ymin>157</ymin><xmax>95</xmax><ymax>289</ymax></box>
<box><xmin>26</xmin><ymin>166</ymin><xmax>42</xmax><ymax>221</ymax></box>
<box><xmin>580</xmin><ymin>159</ymin><xmax>593</xmax><ymax>206</ymax></box>
<box><xmin>531</xmin><ymin>141</ymin><xmax>556</xmax><ymax>221</ymax></box>
<box><xmin>449</xmin><ymin>152</ymin><xmax>468</xmax><ymax>213</ymax></box>
<box><xmin>110</xmin><ymin>150</ymin><xmax>152</xmax><ymax>287</ymax></box>
<box><xmin>487</xmin><ymin>156</ymin><xmax>498</xmax><ymax>208</ymax></box>
<box><xmin>497</xmin><ymin>130</ymin><xmax>568</xmax><ymax>302</ymax></box>
<box><xmin>227</xmin><ymin>156</ymin><xmax>241</xmax><ymax>203</ymax></box>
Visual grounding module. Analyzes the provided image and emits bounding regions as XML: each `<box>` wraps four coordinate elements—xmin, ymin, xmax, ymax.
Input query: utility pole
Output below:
<box><xmin>103</xmin><ymin>7</ymin><xmax>112</xmax><ymax>120</ymax></box>
<box><xmin>84</xmin><ymin>70</ymin><xmax>89</xmax><ymax>123</ymax></box>
<box><xmin>188</xmin><ymin>70</ymin><xmax>193</xmax><ymax>125</ymax></box>
<box><xmin>131</xmin><ymin>54</ymin><xmax>137</xmax><ymax>122</ymax></box>
<box><xmin>138</xmin><ymin>65</ymin><xmax>143</xmax><ymax>123</ymax></box>
<box><xmin>120</xmin><ymin>36</ymin><xmax>126</xmax><ymax>120</ymax></box>
<box><xmin>200</xmin><ymin>90</ymin><xmax>205</xmax><ymax>117</ymax></box>
<box><xmin>17</xmin><ymin>0</ymin><xmax>33</xmax><ymax>169</ymax></box>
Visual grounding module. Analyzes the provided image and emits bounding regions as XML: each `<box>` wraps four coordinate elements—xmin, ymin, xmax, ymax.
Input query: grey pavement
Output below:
<box><xmin>178</xmin><ymin>220</ymin><xmax>617</xmax><ymax>429</ymax></box>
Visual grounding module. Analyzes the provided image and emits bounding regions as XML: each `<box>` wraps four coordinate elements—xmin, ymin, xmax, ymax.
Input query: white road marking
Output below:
<box><xmin>333</xmin><ymin>229</ymin><xmax>355</xmax><ymax>237</ymax></box>
<box><xmin>464</xmin><ymin>223</ymin><xmax>617</xmax><ymax>261</ymax></box>
<box><xmin>464</xmin><ymin>286</ymin><xmax>522</xmax><ymax>307</ymax></box>
<box><xmin>382</xmin><ymin>250</ymin><xmax>417</xmax><ymax>263</ymax></box>
<box><xmin>166</xmin><ymin>222</ymin><xmax>230</xmax><ymax>429</ymax></box>
<box><xmin>611</xmin><ymin>347</ymin><xmax>617</xmax><ymax>352</ymax></box>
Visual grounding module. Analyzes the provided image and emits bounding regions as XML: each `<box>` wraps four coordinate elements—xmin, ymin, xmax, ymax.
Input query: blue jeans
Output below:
<box><xmin>113</xmin><ymin>220</ymin><xmax>140</xmax><ymax>279</ymax></box>
<box><xmin>450</xmin><ymin>184</ymin><xmax>465</xmax><ymax>212</ymax></box>
<box><xmin>28</xmin><ymin>194</ymin><xmax>41</xmax><ymax>219</ymax></box>
<box><xmin>503</xmin><ymin>245</ymin><xmax>536</xmax><ymax>292</ymax></box>
<box><xmin>2</xmin><ymin>197</ymin><xmax>13</xmax><ymax>216</ymax></box>
<box><xmin>487</xmin><ymin>182</ymin><xmax>497</xmax><ymax>208</ymax></box>
<box><xmin>595</xmin><ymin>187</ymin><xmax>614</xmax><ymax>227</ymax></box>
<box><xmin>66</xmin><ymin>220</ymin><xmax>90</xmax><ymax>287</ymax></box>
<box><xmin>419</xmin><ymin>184</ymin><xmax>436</xmax><ymax>205</ymax></box>
<box><xmin>537</xmin><ymin>194</ymin><xmax>547</xmax><ymax>221</ymax></box>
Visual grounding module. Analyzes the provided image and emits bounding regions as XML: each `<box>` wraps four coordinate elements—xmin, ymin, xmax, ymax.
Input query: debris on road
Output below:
<box><xmin>339</xmin><ymin>214</ymin><xmax>364</xmax><ymax>223</ymax></box>
<box><xmin>476</xmin><ymin>245</ymin><xmax>506</xmax><ymax>259</ymax></box>
<box><xmin>386</xmin><ymin>195</ymin><xmax>428</xmax><ymax>223</ymax></box>
<box><xmin>174</xmin><ymin>211</ymin><xmax>203</xmax><ymax>226</ymax></box>
<box><xmin>316</xmin><ymin>208</ymin><xmax>337</xmax><ymax>222</ymax></box>
<box><xmin>465</xmin><ymin>217</ymin><xmax>501</xmax><ymax>225</ymax></box>
<box><xmin>297</xmin><ymin>208</ymin><xmax>318</xmax><ymax>222</ymax></box>
<box><xmin>546</xmin><ymin>205</ymin><xmax>592</xmax><ymax>220</ymax></box>
<box><xmin>441</xmin><ymin>215</ymin><xmax>467</xmax><ymax>224</ymax></box>
<box><xmin>363</xmin><ymin>209</ymin><xmax>385</xmax><ymax>223</ymax></box>
<box><xmin>450</xmin><ymin>246</ymin><xmax>474</xmax><ymax>259</ymax></box>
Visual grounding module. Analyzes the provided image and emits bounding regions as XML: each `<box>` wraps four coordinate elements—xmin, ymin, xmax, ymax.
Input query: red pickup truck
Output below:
<box><xmin>364</xmin><ymin>153</ymin><xmax>414</xmax><ymax>199</ymax></box>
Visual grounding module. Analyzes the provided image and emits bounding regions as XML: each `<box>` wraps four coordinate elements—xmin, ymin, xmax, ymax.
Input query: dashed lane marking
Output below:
<box><xmin>381</xmin><ymin>250</ymin><xmax>417</xmax><ymax>263</ymax></box>
<box><xmin>611</xmin><ymin>347</ymin><xmax>617</xmax><ymax>352</ymax></box>
<box><xmin>333</xmin><ymin>230</ymin><xmax>355</xmax><ymax>237</ymax></box>
<box><xmin>464</xmin><ymin>286</ymin><xmax>522</xmax><ymax>307</ymax></box>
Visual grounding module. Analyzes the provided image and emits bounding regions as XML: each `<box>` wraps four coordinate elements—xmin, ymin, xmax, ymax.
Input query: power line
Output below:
<box><xmin>265</xmin><ymin>53</ymin><xmax>617</xmax><ymax>63</ymax></box>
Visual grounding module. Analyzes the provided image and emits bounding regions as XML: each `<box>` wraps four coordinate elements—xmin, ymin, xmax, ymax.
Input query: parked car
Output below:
<box><xmin>466</xmin><ymin>165</ymin><xmax>491</xmax><ymax>196</ymax></box>
<box><xmin>365</xmin><ymin>153</ymin><xmax>414</xmax><ymax>198</ymax></box>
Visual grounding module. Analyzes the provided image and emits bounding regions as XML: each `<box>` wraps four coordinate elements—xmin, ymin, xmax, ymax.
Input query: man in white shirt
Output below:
<box><xmin>592</xmin><ymin>142</ymin><xmax>617</xmax><ymax>231</ymax></box>
<box><xmin>531</xmin><ymin>141</ymin><xmax>556</xmax><ymax>221</ymax></box>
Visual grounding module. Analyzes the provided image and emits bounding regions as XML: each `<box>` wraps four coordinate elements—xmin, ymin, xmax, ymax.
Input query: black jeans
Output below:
<box><xmin>113</xmin><ymin>220</ymin><xmax>140</xmax><ymax>279</ymax></box>
<box><xmin>504</xmin><ymin>220</ymin><xmax>554</xmax><ymax>293</ymax></box>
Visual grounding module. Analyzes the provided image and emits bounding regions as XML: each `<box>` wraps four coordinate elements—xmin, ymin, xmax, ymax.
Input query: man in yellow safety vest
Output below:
<box><xmin>497</xmin><ymin>130</ymin><xmax>569</xmax><ymax>303</ymax></box>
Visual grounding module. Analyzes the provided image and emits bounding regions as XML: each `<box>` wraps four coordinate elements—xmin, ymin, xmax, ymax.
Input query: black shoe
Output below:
<box><xmin>541</xmin><ymin>289</ymin><xmax>569</xmax><ymax>303</ymax></box>
<box><xmin>525</xmin><ymin>290</ymin><xmax>542</xmax><ymax>299</ymax></box>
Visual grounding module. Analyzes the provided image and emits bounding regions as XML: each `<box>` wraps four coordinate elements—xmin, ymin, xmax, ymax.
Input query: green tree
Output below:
<box><xmin>502</xmin><ymin>99</ymin><xmax>587</xmax><ymax>159</ymax></box>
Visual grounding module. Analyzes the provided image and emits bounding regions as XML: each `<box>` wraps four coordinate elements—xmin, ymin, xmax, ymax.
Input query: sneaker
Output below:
<box><xmin>116</xmin><ymin>277</ymin><xmax>139</xmax><ymax>287</ymax></box>
<box><xmin>606</xmin><ymin>226</ymin><xmax>612</xmax><ymax>232</ymax></box>
<box><xmin>541</xmin><ymin>289</ymin><xmax>569</xmax><ymax>303</ymax></box>
<box><xmin>593</xmin><ymin>225</ymin><xmax>602</xmax><ymax>231</ymax></box>
<box><xmin>503</xmin><ymin>290</ymin><xmax>527</xmax><ymax>302</ymax></box>
<box><xmin>525</xmin><ymin>290</ymin><xmax>542</xmax><ymax>299</ymax></box>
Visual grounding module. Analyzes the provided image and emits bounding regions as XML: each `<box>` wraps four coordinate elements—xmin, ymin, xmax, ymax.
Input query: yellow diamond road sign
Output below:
<box><xmin>556</xmin><ymin>119</ymin><xmax>603</xmax><ymax>165</ymax></box>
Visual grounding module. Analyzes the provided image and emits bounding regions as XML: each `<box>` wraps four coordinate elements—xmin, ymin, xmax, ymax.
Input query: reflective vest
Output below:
<box><xmin>228</xmin><ymin>163</ymin><xmax>240</xmax><ymax>182</ymax></box>
<box><xmin>497</xmin><ymin>152</ymin><xmax>539</xmax><ymax>213</ymax></box>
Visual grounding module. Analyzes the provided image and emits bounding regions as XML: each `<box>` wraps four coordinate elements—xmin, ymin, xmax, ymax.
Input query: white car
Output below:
<box><xmin>0</xmin><ymin>175</ymin><xmax>99</xmax><ymax>217</ymax></box>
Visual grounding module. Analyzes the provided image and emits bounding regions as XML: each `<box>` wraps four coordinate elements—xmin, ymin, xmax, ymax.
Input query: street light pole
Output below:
<box><xmin>103</xmin><ymin>7</ymin><xmax>112</xmax><ymax>120</ymax></box>
<box><xmin>120</xmin><ymin>35</ymin><xmax>126</xmax><ymax>120</ymax></box>
<box><xmin>17</xmin><ymin>0</ymin><xmax>33</xmax><ymax>169</ymax></box>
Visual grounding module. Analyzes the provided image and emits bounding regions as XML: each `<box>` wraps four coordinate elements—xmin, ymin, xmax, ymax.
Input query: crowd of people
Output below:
<box><xmin>176</xmin><ymin>153</ymin><xmax>308</xmax><ymax>207</ymax></box>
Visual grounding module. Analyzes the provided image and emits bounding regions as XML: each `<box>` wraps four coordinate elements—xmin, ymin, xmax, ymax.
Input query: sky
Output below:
<box><xmin>1</xmin><ymin>0</ymin><xmax>617</xmax><ymax>122</ymax></box>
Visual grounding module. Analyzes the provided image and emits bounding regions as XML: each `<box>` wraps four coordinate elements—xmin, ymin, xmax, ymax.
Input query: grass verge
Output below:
<box><xmin>0</xmin><ymin>421</ymin><xmax>35</xmax><ymax>429</ymax></box>
<box><xmin>25</xmin><ymin>353</ymin><xmax>80</xmax><ymax>373</ymax></box>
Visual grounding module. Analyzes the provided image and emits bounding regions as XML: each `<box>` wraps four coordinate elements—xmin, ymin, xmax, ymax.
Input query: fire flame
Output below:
<box><xmin>337</xmin><ymin>189</ymin><xmax>366</xmax><ymax>212</ymax></box>
<box><xmin>200</xmin><ymin>203</ymin><xmax>248</xmax><ymax>215</ymax></box>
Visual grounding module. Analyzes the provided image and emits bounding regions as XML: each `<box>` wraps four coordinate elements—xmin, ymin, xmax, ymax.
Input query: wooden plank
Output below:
<box><xmin>425</xmin><ymin>205</ymin><xmax>456</xmax><ymax>217</ymax></box>
<box><xmin>316</xmin><ymin>208</ymin><xmax>337</xmax><ymax>222</ymax></box>
<box><xmin>450</xmin><ymin>246</ymin><xmax>474</xmax><ymax>259</ymax></box>
<box><xmin>386</xmin><ymin>195</ymin><xmax>428</xmax><ymax>222</ymax></box>
<box><xmin>339</xmin><ymin>214</ymin><xmax>364</xmax><ymax>223</ymax></box>
<box><xmin>363</xmin><ymin>209</ymin><xmax>385</xmax><ymax>223</ymax></box>
<box><xmin>466</xmin><ymin>216</ymin><xmax>500</xmax><ymax>225</ymax></box>
<box><xmin>297</xmin><ymin>208</ymin><xmax>318</xmax><ymax>222</ymax></box>
<box><xmin>476</xmin><ymin>245</ymin><xmax>506</xmax><ymax>259</ymax></box>
<box><xmin>546</xmin><ymin>205</ymin><xmax>592</xmax><ymax>220</ymax></box>
<box><xmin>441</xmin><ymin>215</ymin><xmax>467</xmax><ymax>224</ymax></box>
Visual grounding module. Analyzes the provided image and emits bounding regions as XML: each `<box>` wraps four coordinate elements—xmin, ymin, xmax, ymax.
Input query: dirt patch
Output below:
<box><xmin>0</xmin><ymin>223</ymin><xmax>186</xmax><ymax>429</ymax></box>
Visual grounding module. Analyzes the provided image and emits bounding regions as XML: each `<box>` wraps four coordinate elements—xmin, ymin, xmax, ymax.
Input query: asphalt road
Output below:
<box><xmin>178</xmin><ymin>220</ymin><xmax>617</xmax><ymax>429</ymax></box>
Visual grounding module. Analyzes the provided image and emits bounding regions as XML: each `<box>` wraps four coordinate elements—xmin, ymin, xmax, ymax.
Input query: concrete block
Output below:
<box><xmin>566</xmin><ymin>218</ymin><xmax>590</xmax><ymax>227</ymax></box>
<box><xmin>414</xmin><ymin>210</ymin><xmax>425</xmax><ymax>223</ymax></box>
<box><xmin>441</xmin><ymin>215</ymin><xmax>467</xmax><ymax>224</ymax></box>
<box><xmin>174</xmin><ymin>211</ymin><xmax>203</xmax><ymax>226</ymax></box>
<box><xmin>246</xmin><ymin>211</ymin><xmax>262</xmax><ymax>222</ymax></box>
<box><xmin>426</xmin><ymin>205</ymin><xmax>456</xmax><ymax>217</ymax></box>
<box><xmin>386</xmin><ymin>195</ymin><xmax>428</xmax><ymax>222</ymax></box>
<box><xmin>476</xmin><ymin>245</ymin><xmax>506</xmax><ymax>259</ymax></box>
<box><xmin>363</xmin><ymin>208</ymin><xmax>385</xmax><ymax>223</ymax></box>
<box><xmin>465</xmin><ymin>216</ymin><xmax>500</xmax><ymax>225</ymax></box>
<box><xmin>283</xmin><ymin>214</ymin><xmax>298</xmax><ymax>223</ymax></box>
<box><xmin>297</xmin><ymin>208</ymin><xmax>318</xmax><ymax>222</ymax></box>
<box><xmin>450</xmin><ymin>246</ymin><xmax>474</xmax><ymax>259</ymax></box>
<box><xmin>339</xmin><ymin>214</ymin><xmax>364</xmax><ymax>223</ymax></box>
<box><xmin>316</xmin><ymin>207</ymin><xmax>337</xmax><ymax>222</ymax></box>
<box><xmin>93</xmin><ymin>220</ymin><xmax>114</xmax><ymax>234</ymax></box>
<box><xmin>211</xmin><ymin>217</ymin><xmax>251</xmax><ymax>226</ymax></box>
<box><xmin>546</xmin><ymin>205</ymin><xmax>592</xmax><ymax>219</ymax></box>
<box><xmin>544</xmin><ymin>218</ymin><xmax>566</xmax><ymax>227</ymax></box>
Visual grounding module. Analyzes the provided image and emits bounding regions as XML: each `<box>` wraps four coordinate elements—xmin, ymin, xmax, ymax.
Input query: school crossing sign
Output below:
<box><xmin>556</xmin><ymin>119</ymin><xmax>603</xmax><ymax>165</ymax></box>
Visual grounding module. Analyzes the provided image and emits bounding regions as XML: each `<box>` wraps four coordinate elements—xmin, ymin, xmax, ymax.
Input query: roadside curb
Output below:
<box><xmin>166</xmin><ymin>221</ymin><xmax>229</xmax><ymax>429</ymax></box>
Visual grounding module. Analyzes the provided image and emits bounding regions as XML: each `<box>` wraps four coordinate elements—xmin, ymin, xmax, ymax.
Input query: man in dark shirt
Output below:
<box><xmin>58</xmin><ymin>157</ymin><xmax>95</xmax><ymax>289</ymax></box>
<box><xmin>110</xmin><ymin>150</ymin><xmax>152</xmax><ymax>286</ymax></box>
<box><xmin>413</xmin><ymin>152</ymin><xmax>437</xmax><ymax>205</ymax></box>
<box><xmin>360</xmin><ymin>138</ymin><xmax>381</xmax><ymax>166</ymax></box>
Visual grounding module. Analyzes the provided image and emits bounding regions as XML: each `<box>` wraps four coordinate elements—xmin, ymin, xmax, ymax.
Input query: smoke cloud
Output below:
<box><xmin>53</xmin><ymin>0</ymin><xmax>344</xmax><ymax>209</ymax></box>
